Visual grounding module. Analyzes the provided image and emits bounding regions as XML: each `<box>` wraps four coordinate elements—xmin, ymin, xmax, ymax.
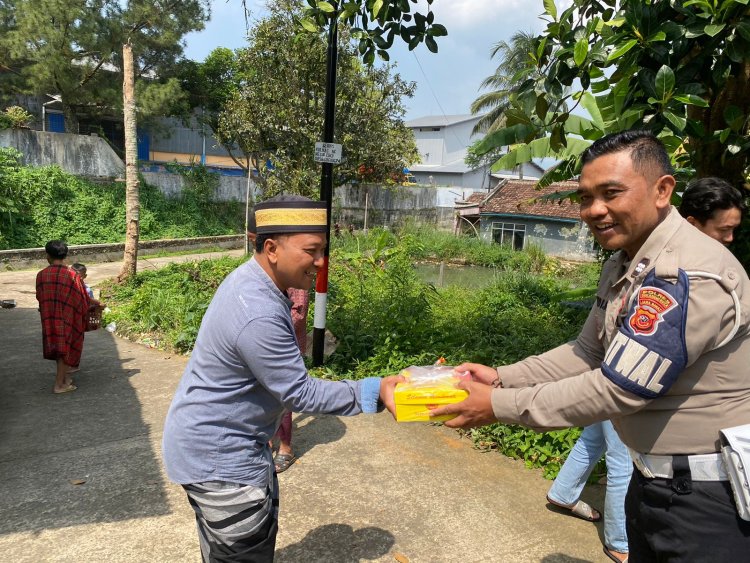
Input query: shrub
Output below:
<box><xmin>101</xmin><ymin>256</ymin><xmax>245</xmax><ymax>353</ymax></box>
<box><xmin>0</xmin><ymin>152</ymin><xmax>243</xmax><ymax>249</ymax></box>
<box><xmin>0</xmin><ymin>106</ymin><xmax>34</xmax><ymax>129</ymax></box>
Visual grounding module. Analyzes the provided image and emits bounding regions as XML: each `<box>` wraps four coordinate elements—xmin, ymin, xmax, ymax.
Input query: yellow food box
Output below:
<box><xmin>394</xmin><ymin>366</ymin><xmax>469</xmax><ymax>422</ymax></box>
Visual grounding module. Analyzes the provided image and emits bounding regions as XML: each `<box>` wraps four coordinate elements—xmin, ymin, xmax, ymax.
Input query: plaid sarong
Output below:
<box><xmin>36</xmin><ymin>264</ymin><xmax>90</xmax><ymax>367</ymax></box>
<box><xmin>184</xmin><ymin>478</ymin><xmax>279</xmax><ymax>562</ymax></box>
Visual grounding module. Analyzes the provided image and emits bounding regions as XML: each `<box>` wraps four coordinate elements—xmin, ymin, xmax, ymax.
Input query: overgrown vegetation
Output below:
<box><xmin>102</xmin><ymin>231</ymin><xmax>602</xmax><ymax>479</ymax></box>
<box><xmin>0</xmin><ymin>148</ymin><xmax>243</xmax><ymax>249</ymax></box>
<box><xmin>0</xmin><ymin>106</ymin><xmax>34</xmax><ymax>129</ymax></box>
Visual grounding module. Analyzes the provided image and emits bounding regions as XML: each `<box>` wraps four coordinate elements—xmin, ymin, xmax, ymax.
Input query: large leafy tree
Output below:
<box><xmin>471</xmin><ymin>31</ymin><xmax>540</xmax><ymax>135</ymax></box>
<box><xmin>0</xmin><ymin>0</ymin><xmax>210</xmax><ymax>132</ymax></box>
<box><xmin>299</xmin><ymin>0</ymin><xmax>448</xmax><ymax>62</ymax></box>
<box><xmin>476</xmin><ymin>0</ymin><xmax>750</xmax><ymax>192</ymax></box>
<box><xmin>176</xmin><ymin>48</ymin><xmax>244</xmax><ymax>146</ymax></box>
<box><xmin>212</xmin><ymin>1</ymin><xmax>419</xmax><ymax>198</ymax></box>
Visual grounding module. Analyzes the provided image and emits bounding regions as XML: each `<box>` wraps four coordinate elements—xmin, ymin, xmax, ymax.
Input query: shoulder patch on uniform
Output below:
<box><xmin>601</xmin><ymin>269</ymin><xmax>689</xmax><ymax>399</ymax></box>
<box><xmin>628</xmin><ymin>287</ymin><xmax>676</xmax><ymax>335</ymax></box>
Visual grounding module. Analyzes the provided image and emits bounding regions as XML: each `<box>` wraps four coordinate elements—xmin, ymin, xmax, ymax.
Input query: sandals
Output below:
<box><xmin>53</xmin><ymin>384</ymin><xmax>77</xmax><ymax>394</ymax></box>
<box><xmin>274</xmin><ymin>453</ymin><xmax>296</xmax><ymax>473</ymax></box>
<box><xmin>603</xmin><ymin>546</ymin><xmax>629</xmax><ymax>562</ymax></box>
<box><xmin>546</xmin><ymin>495</ymin><xmax>602</xmax><ymax>522</ymax></box>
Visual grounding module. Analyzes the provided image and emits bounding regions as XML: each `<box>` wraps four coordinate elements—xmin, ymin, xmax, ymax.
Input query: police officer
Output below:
<box><xmin>430</xmin><ymin>130</ymin><xmax>750</xmax><ymax>560</ymax></box>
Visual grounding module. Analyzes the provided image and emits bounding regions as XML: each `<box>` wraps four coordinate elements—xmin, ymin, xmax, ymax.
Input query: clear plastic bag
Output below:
<box><xmin>394</xmin><ymin>362</ymin><xmax>470</xmax><ymax>422</ymax></box>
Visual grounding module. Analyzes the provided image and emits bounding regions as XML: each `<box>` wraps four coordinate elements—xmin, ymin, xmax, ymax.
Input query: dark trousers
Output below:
<box><xmin>625</xmin><ymin>464</ymin><xmax>750</xmax><ymax>562</ymax></box>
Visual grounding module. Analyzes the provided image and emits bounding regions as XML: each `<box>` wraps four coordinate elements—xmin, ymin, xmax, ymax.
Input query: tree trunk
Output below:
<box><xmin>118</xmin><ymin>42</ymin><xmax>140</xmax><ymax>282</ymax></box>
<box><xmin>61</xmin><ymin>101</ymin><xmax>79</xmax><ymax>134</ymax></box>
<box><xmin>689</xmin><ymin>60</ymin><xmax>750</xmax><ymax>187</ymax></box>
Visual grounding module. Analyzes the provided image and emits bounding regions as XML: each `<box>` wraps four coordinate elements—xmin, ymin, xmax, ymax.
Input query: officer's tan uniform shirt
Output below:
<box><xmin>492</xmin><ymin>207</ymin><xmax>750</xmax><ymax>455</ymax></box>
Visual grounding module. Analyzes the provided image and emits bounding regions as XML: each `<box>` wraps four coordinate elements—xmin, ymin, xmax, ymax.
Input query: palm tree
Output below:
<box><xmin>471</xmin><ymin>31</ymin><xmax>538</xmax><ymax>135</ymax></box>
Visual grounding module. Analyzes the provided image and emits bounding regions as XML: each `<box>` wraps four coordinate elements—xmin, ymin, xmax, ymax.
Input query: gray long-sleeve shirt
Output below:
<box><xmin>162</xmin><ymin>257</ymin><xmax>380</xmax><ymax>487</ymax></box>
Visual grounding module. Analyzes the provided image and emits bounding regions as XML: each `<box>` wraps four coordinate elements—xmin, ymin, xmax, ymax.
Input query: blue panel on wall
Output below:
<box><xmin>48</xmin><ymin>113</ymin><xmax>65</xmax><ymax>133</ymax></box>
<box><xmin>137</xmin><ymin>131</ymin><xmax>150</xmax><ymax>161</ymax></box>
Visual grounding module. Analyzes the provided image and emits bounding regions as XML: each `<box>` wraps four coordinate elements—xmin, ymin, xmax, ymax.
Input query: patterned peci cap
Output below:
<box><xmin>253</xmin><ymin>194</ymin><xmax>328</xmax><ymax>235</ymax></box>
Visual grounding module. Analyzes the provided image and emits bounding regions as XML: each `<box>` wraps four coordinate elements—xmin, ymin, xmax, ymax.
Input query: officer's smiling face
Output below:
<box><xmin>577</xmin><ymin>150</ymin><xmax>674</xmax><ymax>259</ymax></box>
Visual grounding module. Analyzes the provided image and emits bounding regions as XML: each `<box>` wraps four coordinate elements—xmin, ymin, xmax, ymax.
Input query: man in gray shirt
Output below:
<box><xmin>163</xmin><ymin>195</ymin><xmax>401</xmax><ymax>561</ymax></box>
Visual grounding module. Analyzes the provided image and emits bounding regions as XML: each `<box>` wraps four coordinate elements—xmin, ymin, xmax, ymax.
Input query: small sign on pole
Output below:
<box><xmin>314</xmin><ymin>142</ymin><xmax>343</xmax><ymax>164</ymax></box>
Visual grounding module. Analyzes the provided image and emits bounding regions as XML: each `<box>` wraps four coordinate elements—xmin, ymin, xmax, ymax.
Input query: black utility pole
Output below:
<box><xmin>312</xmin><ymin>11</ymin><xmax>338</xmax><ymax>366</ymax></box>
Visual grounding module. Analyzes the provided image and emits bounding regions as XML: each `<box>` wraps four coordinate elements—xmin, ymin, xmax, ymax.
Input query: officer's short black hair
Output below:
<box><xmin>45</xmin><ymin>240</ymin><xmax>68</xmax><ymax>259</ymax></box>
<box><xmin>581</xmin><ymin>130</ymin><xmax>674</xmax><ymax>178</ymax></box>
<box><xmin>679</xmin><ymin>177</ymin><xmax>746</xmax><ymax>223</ymax></box>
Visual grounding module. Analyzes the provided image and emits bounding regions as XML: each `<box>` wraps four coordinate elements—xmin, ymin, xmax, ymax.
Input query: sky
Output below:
<box><xmin>183</xmin><ymin>0</ymin><xmax>554</xmax><ymax>122</ymax></box>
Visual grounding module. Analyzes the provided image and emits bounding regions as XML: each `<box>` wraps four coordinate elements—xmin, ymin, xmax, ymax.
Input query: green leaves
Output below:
<box><xmin>302</xmin><ymin>1</ymin><xmax>447</xmax><ymax>60</ymax></box>
<box><xmin>654</xmin><ymin>65</ymin><xmax>675</xmax><ymax>102</ymax></box>
<box><xmin>673</xmin><ymin>94</ymin><xmax>709</xmax><ymax>108</ymax></box>
<box><xmin>475</xmin><ymin>124</ymin><xmax>536</xmax><ymax>155</ymax></box>
<box><xmin>491</xmin><ymin>136</ymin><xmax>592</xmax><ymax>173</ymax></box>
<box><xmin>543</xmin><ymin>0</ymin><xmax>558</xmax><ymax>21</ymax></box>
<box><xmin>573</xmin><ymin>38</ymin><xmax>588</xmax><ymax>66</ymax></box>
<box><xmin>300</xmin><ymin>17</ymin><xmax>319</xmax><ymax>32</ymax></box>
<box><xmin>663</xmin><ymin>110</ymin><xmax>687</xmax><ymax>131</ymax></box>
<box><xmin>704</xmin><ymin>23</ymin><xmax>725</xmax><ymax>36</ymax></box>
<box><xmin>578</xmin><ymin>92</ymin><xmax>605</xmax><ymax>131</ymax></box>
<box><xmin>607</xmin><ymin>39</ymin><xmax>637</xmax><ymax>61</ymax></box>
<box><xmin>427</xmin><ymin>23</ymin><xmax>447</xmax><ymax>37</ymax></box>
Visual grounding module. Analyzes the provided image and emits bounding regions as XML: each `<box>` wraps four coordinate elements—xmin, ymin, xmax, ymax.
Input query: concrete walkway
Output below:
<box><xmin>0</xmin><ymin>251</ymin><xmax>609</xmax><ymax>562</ymax></box>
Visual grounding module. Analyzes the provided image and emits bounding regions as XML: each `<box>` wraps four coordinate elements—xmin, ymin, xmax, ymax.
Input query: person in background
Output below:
<box><xmin>274</xmin><ymin>286</ymin><xmax>307</xmax><ymax>473</ymax></box>
<box><xmin>35</xmin><ymin>240</ymin><xmax>90</xmax><ymax>394</ymax></box>
<box><xmin>247</xmin><ymin>207</ymin><xmax>303</xmax><ymax>474</ymax></box>
<box><xmin>163</xmin><ymin>195</ymin><xmax>401</xmax><ymax>561</ymax></box>
<box><xmin>678</xmin><ymin>176</ymin><xmax>745</xmax><ymax>246</ymax></box>
<box><xmin>70</xmin><ymin>263</ymin><xmax>95</xmax><ymax>298</ymax></box>
<box><xmin>430</xmin><ymin>131</ymin><xmax>750</xmax><ymax>560</ymax></box>
<box><xmin>546</xmin><ymin>421</ymin><xmax>630</xmax><ymax>562</ymax></box>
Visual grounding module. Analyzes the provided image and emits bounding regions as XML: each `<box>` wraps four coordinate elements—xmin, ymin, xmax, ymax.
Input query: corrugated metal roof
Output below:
<box><xmin>406</xmin><ymin>114</ymin><xmax>479</xmax><ymax>128</ymax></box>
<box><xmin>409</xmin><ymin>160</ymin><xmax>472</xmax><ymax>174</ymax></box>
<box><xmin>481</xmin><ymin>179</ymin><xmax>581</xmax><ymax>220</ymax></box>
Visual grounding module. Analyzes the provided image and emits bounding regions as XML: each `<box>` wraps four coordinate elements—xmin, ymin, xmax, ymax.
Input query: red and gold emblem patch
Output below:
<box><xmin>628</xmin><ymin>287</ymin><xmax>676</xmax><ymax>335</ymax></box>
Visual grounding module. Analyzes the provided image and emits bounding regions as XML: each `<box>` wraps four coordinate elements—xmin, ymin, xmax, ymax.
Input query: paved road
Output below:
<box><xmin>0</xmin><ymin>251</ymin><xmax>608</xmax><ymax>562</ymax></box>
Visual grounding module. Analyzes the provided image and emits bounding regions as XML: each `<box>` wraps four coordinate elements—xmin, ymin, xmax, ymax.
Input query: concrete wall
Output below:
<box><xmin>333</xmin><ymin>184</ymin><xmax>477</xmax><ymax>230</ymax></box>
<box><xmin>0</xmin><ymin>235</ymin><xmax>243</xmax><ymax>271</ymax></box>
<box><xmin>141</xmin><ymin>171</ymin><xmax>251</xmax><ymax>202</ymax></box>
<box><xmin>479</xmin><ymin>215</ymin><xmax>597</xmax><ymax>261</ymax></box>
<box><xmin>0</xmin><ymin>129</ymin><xmax>124</xmax><ymax>179</ymax></box>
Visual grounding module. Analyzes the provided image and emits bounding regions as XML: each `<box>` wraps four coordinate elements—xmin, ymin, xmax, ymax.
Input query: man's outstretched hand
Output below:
<box><xmin>379</xmin><ymin>374</ymin><xmax>405</xmax><ymax>418</ymax></box>
<box><xmin>428</xmin><ymin>379</ymin><xmax>498</xmax><ymax>429</ymax></box>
